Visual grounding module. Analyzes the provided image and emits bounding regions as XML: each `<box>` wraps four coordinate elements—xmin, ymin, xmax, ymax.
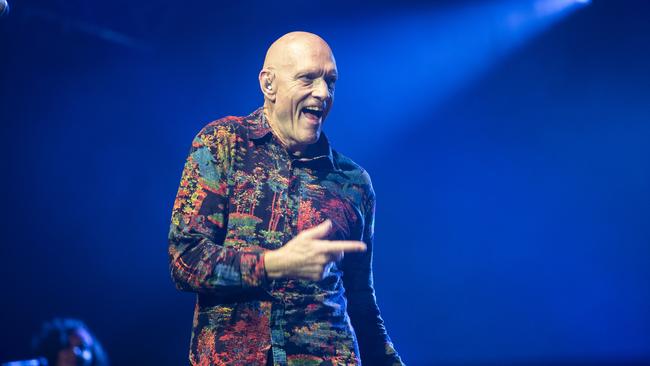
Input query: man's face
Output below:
<box><xmin>272</xmin><ymin>44</ymin><xmax>337</xmax><ymax>150</ymax></box>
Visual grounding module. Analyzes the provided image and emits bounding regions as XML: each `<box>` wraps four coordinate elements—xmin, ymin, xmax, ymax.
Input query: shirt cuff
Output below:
<box><xmin>240</xmin><ymin>251</ymin><xmax>269</xmax><ymax>288</ymax></box>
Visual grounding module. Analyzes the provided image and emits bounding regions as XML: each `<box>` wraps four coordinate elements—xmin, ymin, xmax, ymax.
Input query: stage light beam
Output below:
<box><xmin>324</xmin><ymin>0</ymin><xmax>591</xmax><ymax>157</ymax></box>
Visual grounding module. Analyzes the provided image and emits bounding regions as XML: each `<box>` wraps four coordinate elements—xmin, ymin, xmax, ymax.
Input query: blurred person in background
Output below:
<box><xmin>31</xmin><ymin>318</ymin><xmax>108</xmax><ymax>366</ymax></box>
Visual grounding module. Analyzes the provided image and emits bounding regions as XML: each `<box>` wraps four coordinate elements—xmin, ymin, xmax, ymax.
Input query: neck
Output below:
<box><xmin>263</xmin><ymin>104</ymin><xmax>306</xmax><ymax>157</ymax></box>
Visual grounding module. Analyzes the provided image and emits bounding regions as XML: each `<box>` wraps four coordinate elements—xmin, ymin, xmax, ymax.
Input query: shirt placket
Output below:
<box><xmin>269</xmin><ymin>145</ymin><xmax>302</xmax><ymax>366</ymax></box>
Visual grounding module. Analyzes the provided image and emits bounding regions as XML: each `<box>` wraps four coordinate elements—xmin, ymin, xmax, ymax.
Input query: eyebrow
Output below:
<box><xmin>296</xmin><ymin>69</ymin><xmax>338</xmax><ymax>79</ymax></box>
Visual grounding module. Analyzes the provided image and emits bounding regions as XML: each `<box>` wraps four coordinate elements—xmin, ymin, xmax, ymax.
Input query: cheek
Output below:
<box><xmin>290</xmin><ymin>100</ymin><xmax>302</xmax><ymax>121</ymax></box>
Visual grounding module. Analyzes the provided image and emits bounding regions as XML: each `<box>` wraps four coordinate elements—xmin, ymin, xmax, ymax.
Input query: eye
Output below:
<box><xmin>298</xmin><ymin>74</ymin><xmax>315</xmax><ymax>84</ymax></box>
<box><xmin>326</xmin><ymin>77</ymin><xmax>337</xmax><ymax>89</ymax></box>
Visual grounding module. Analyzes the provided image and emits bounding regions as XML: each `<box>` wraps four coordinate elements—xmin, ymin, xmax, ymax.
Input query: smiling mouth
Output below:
<box><xmin>302</xmin><ymin>106</ymin><xmax>324</xmax><ymax>120</ymax></box>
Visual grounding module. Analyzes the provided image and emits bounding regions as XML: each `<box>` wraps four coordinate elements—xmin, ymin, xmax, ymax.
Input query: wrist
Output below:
<box><xmin>263</xmin><ymin>250</ymin><xmax>284</xmax><ymax>279</ymax></box>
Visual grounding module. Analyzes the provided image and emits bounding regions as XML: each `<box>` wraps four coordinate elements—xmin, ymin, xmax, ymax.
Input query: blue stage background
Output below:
<box><xmin>1</xmin><ymin>0</ymin><xmax>649</xmax><ymax>365</ymax></box>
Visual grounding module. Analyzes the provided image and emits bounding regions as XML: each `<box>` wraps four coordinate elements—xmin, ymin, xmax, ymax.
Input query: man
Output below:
<box><xmin>169</xmin><ymin>31</ymin><xmax>403</xmax><ymax>365</ymax></box>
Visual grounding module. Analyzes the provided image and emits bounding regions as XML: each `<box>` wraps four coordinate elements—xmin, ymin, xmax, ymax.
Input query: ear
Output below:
<box><xmin>259</xmin><ymin>68</ymin><xmax>276</xmax><ymax>102</ymax></box>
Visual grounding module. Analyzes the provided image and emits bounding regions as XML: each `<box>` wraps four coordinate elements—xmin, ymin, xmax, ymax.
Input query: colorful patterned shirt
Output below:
<box><xmin>168</xmin><ymin>107</ymin><xmax>403</xmax><ymax>365</ymax></box>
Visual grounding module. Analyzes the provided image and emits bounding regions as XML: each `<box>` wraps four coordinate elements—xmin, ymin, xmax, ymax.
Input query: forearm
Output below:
<box><xmin>347</xmin><ymin>289</ymin><xmax>404</xmax><ymax>365</ymax></box>
<box><xmin>169</xmin><ymin>226</ymin><xmax>268</xmax><ymax>293</ymax></box>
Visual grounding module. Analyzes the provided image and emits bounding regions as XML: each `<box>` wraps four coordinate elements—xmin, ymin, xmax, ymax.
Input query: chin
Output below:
<box><xmin>304</xmin><ymin>131</ymin><xmax>320</xmax><ymax>145</ymax></box>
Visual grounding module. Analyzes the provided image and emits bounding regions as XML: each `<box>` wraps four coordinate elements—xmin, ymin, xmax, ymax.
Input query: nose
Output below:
<box><xmin>311</xmin><ymin>78</ymin><xmax>330</xmax><ymax>100</ymax></box>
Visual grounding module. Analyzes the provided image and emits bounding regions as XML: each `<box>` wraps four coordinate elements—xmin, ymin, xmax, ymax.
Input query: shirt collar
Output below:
<box><xmin>245</xmin><ymin>107</ymin><xmax>338</xmax><ymax>171</ymax></box>
<box><xmin>246</xmin><ymin>107</ymin><xmax>273</xmax><ymax>140</ymax></box>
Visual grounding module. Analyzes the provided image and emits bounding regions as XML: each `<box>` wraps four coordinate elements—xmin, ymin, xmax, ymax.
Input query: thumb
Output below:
<box><xmin>299</xmin><ymin>219</ymin><xmax>332</xmax><ymax>240</ymax></box>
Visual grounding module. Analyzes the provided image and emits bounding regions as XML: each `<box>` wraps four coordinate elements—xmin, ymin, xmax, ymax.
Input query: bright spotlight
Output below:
<box><xmin>0</xmin><ymin>0</ymin><xmax>9</xmax><ymax>17</ymax></box>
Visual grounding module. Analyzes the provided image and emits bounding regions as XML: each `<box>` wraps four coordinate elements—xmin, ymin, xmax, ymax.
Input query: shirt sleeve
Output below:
<box><xmin>343</xmin><ymin>185</ymin><xmax>405</xmax><ymax>365</ymax></box>
<box><xmin>168</xmin><ymin>123</ymin><xmax>268</xmax><ymax>294</ymax></box>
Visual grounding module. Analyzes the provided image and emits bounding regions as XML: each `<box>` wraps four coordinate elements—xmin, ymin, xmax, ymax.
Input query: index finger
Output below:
<box><xmin>315</xmin><ymin>240</ymin><xmax>367</xmax><ymax>253</ymax></box>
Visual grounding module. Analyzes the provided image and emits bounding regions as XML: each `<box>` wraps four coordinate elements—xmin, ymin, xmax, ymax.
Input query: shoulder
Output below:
<box><xmin>194</xmin><ymin>115</ymin><xmax>248</xmax><ymax>145</ymax></box>
<box><xmin>194</xmin><ymin>107</ymin><xmax>266</xmax><ymax>146</ymax></box>
<box><xmin>332</xmin><ymin>149</ymin><xmax>375</xmax><ymax>201</ymax></box>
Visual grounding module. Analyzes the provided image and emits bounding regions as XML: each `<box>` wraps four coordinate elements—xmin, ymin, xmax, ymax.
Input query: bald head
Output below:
<box><xmin>259</xmin><ymin>32</ymin><xmax>338</xmax><ymax>154</ymax></box>
<box><xmin>263</xmin><ymin>31</ymin><xmax>335</xmax><ymax>71</ymax></box>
